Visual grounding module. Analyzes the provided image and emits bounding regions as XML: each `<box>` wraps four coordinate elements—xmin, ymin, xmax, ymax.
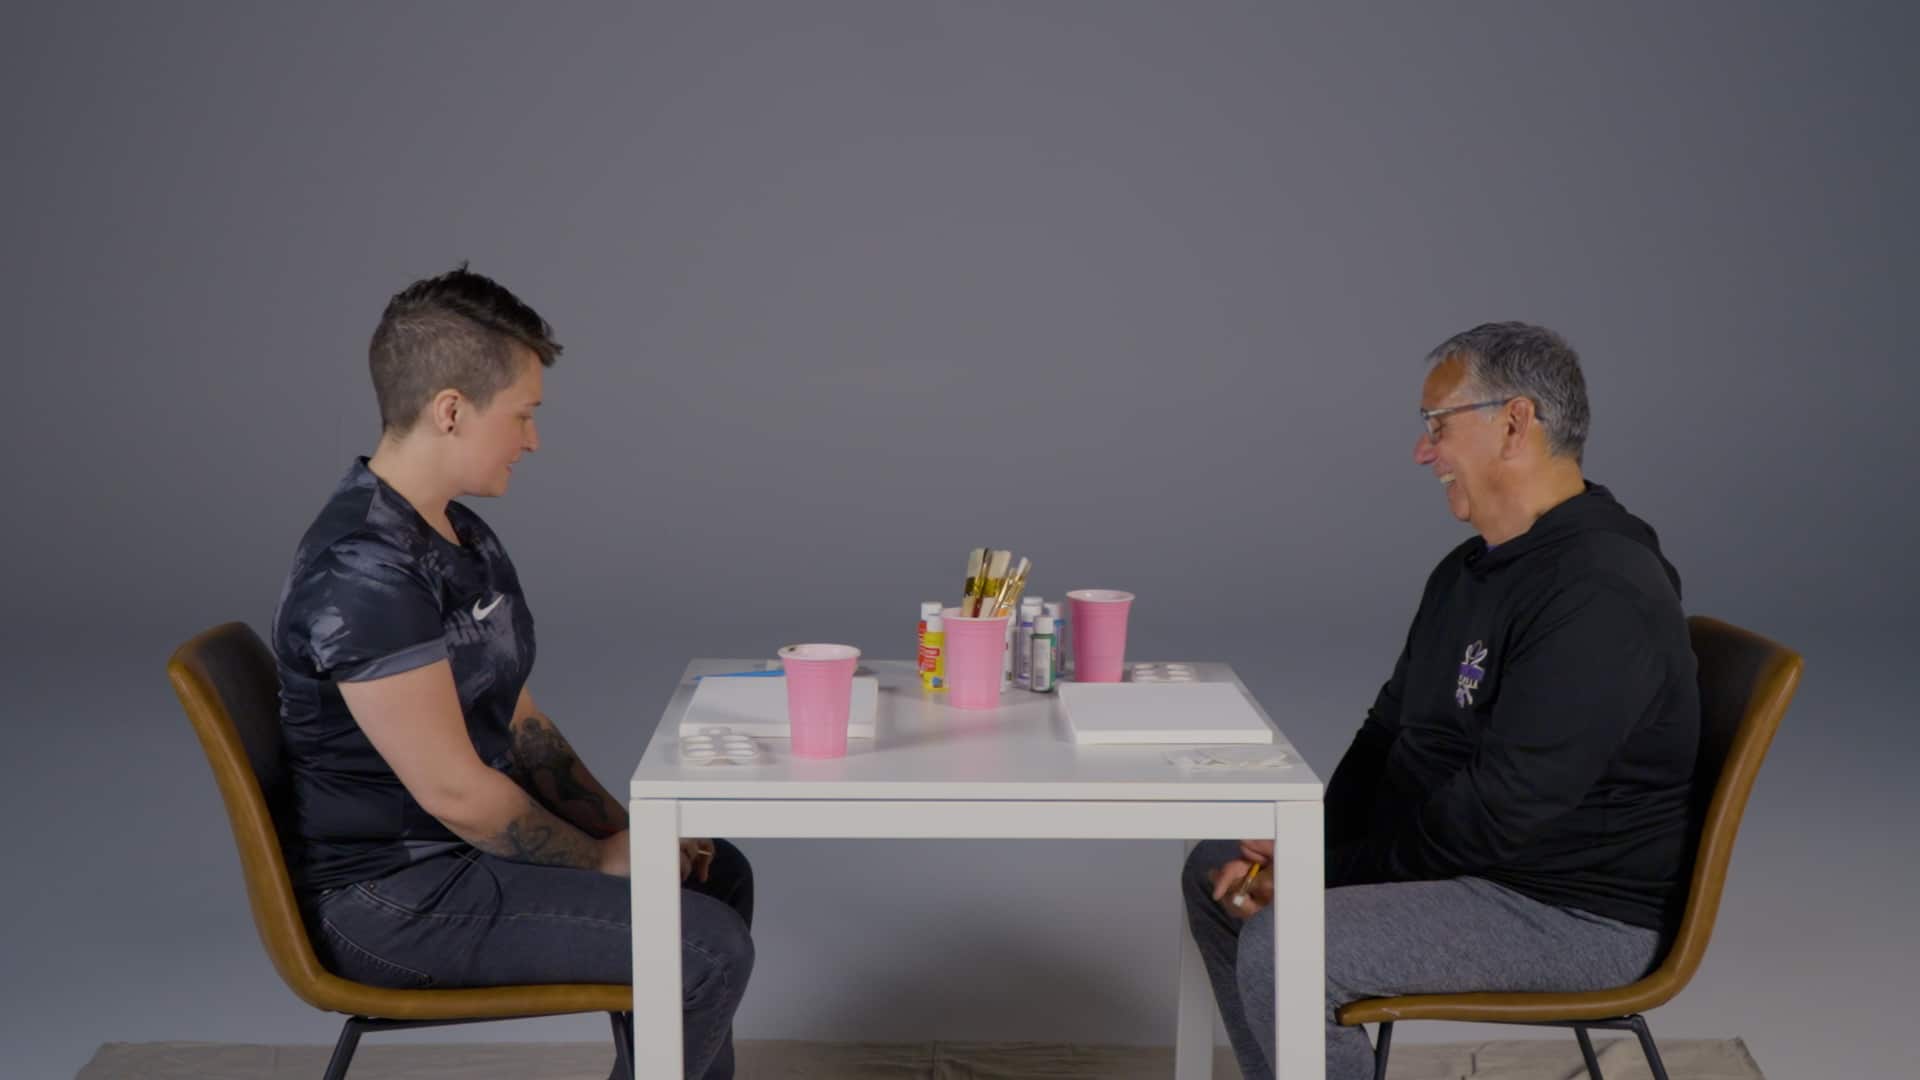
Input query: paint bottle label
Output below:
<box><xmin>1031</xmin><ymin>629</ymin><xmax>1055</xmax><ymax>693</ymax></box>
<box><xmin>1015</xmin><ymin>608</ymin><xmax>1038</xmax><ymax>689</ymax></box>
<box><xmin>919</xmin><ymin>615</ymin><xmax>946</xmax><ymax>690</ymax></box>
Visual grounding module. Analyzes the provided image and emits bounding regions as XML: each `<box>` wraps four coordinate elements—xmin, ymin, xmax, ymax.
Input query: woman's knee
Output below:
<box><xmin>699</xmin><ymin>838</ymin><xmax>754</xmax><ymax>925</ymax></box>
<box><xmin>708</xmin><ymin>838</ymin><xmax>752</xmax><ymax>883</ymax></box>
<box><xmin>682</xmin><ymin>896</ymin><xmax>755</xmax><ymax>1006</ymax></box>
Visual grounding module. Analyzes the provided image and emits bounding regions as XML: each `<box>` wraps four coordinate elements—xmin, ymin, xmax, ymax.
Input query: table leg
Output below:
<box><xmin>630</xmin><ymin>799</ymin><xmax>683</xmax><ymax>1078</ymax></box>
<box><xmin>1175</xmin><ymin>840</ymin><xmax>1217</xmax><ymax>1080</ymax></box>
<box><xmin>1268</xmin><ymin>799</ymin><xmax>1325</xmax><ymax>1080</ymax></box>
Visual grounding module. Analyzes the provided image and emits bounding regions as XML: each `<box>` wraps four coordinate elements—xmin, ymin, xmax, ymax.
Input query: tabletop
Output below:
<box><xmin>629</xmin><ymin>659</ymin><xmax>1323</xmax><ymax>802</ymax></box>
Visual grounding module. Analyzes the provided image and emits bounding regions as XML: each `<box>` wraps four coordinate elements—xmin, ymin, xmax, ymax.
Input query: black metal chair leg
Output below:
<box><xmin>1574</xmin><ymin>1025</ymin><xmax>1603</xmax><ymax>1079</ymax></box>
<box><xmin>1371</xmin><ymin>1020</ymin><xmax>1394</xmax><ymax>1080</ymax></box>
<box><xmin>322</xmin><ymin>1016</ymin><xmax>366</xmax><ymax>1080</ymax></box>
<box><xmin>1627</xmin><ymin>1014</ymin><xmax>1671</xmax><ymax>1080</ymax></box>
<box><xmin>607</xmin><ymin>1010</ymin><xmax>634</xmax><ymax>1080</ymax></box>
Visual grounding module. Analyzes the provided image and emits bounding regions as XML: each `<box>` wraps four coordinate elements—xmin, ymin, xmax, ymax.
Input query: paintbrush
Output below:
<box><xmin>961</xmin><ymin>547</ymin><xmax>987</xmax><ymax>616</ymax></box>
<box><xmin>976</xmin><ymin>549</ymin><xmax>1012</xmax><ymax>616</ymax></box>
<box><xmin>989</xmin><ymin>556</ymin><xmax>1032</xmax><ymax>617</ymax></box>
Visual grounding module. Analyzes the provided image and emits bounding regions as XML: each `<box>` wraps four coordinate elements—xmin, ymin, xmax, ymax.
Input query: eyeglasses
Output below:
<box><xmin>1419</xmin><ymin>398</ymin><xmax>1513</xmax><ymax>440</ymax></box>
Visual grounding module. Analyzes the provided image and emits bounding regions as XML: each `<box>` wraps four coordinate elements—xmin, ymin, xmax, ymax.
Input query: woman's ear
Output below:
<box><xmin>428</xmin><ymin>389</ymin><xmax>462</xmax><ymax>435</ymax></box>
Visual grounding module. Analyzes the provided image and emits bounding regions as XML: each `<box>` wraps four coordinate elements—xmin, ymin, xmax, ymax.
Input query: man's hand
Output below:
<box><xmin>680</xmin><ymin>839</ymin><xmax>716</xmax><ymax>883</ymax></box>
<box><xmin>1208</xmin><ymin>839</ymin><xmax>1276</xmax><ymax>918</ymax></box>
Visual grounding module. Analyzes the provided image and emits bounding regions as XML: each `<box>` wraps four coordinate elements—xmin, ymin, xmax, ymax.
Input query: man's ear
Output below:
<box><xmin>1502</xmin><ymin>397</ymin><xmax>1537</xmax><ymax>456</ymax></box>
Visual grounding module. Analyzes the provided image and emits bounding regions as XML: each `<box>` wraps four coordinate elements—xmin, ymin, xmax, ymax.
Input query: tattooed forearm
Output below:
<box><xmin>469</xmin><ymin>799</ymin><xmax>604</xmax><ymax>870</ymax></box>
<box><xmin>509</xmin><ymin>711</ymin><xmax>630</xmax><ymax>838</ymax></box>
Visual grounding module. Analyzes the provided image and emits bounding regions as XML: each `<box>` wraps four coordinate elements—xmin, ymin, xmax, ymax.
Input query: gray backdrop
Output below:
<box><xmin>3</xmin><ymin>3</ymin><xmax>1914</xmax><ymax>1077</ymax></box>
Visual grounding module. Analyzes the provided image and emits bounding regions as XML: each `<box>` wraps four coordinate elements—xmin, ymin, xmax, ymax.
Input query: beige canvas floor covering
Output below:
<box><xmin>79</xmin><ymin>1036</ymin><xmax>1765</xmax><ymax>1079</ymax></box>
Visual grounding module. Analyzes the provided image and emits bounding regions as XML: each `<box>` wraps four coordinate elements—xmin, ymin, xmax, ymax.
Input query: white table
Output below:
<box><xmin>628</xmin><ymin>659</ymin><xmax>1325</xmax><ymax>1079</ymax></box>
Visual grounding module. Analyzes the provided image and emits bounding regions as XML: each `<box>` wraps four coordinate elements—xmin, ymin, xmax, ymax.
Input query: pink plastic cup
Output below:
<box><xmin>778</xmin><ymin>643</ymin><xmax>861</xmax><ymax>758</ymax></box>
<box><xmin>941</xmin><ymin>607</ymin><xmax>1011</xmax><ymax>709</ymax></box>
<box><xmin>1067</xmin><ymin>589</ymin><xmax>1134</xmax><ymax>683</ymax></box>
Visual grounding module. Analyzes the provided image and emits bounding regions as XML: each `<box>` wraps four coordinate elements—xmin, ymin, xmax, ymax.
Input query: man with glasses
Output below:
<box><xmin>1182</xmin><ymin>322</ymin><xmax>1700</xmax><ymax>1080</ymax></box>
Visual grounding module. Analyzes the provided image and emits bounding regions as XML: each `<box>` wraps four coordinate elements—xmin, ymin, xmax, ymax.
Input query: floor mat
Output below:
<box><xmin>77</xmin><ymin>1036</ymin><xmax>1764</xmax><ymax>1079</ymax></box>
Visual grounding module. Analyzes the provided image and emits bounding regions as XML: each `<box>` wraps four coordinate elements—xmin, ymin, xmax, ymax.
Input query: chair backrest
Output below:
<box><xmin>166</xmin><ymin>621</ymin><xmax>338</xmax><ymax>1007</ymax></box>
<box><xmin>1638</xmin><ymin>615</ymin><xmax>1804</xmax><ymax>1004</ymax></box>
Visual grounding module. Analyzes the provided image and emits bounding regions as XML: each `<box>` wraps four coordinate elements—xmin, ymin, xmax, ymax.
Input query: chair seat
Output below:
<box><xmin>1339</xmin><ymin>976</ymin><xmax>1675</xmax><ymax>1026</ymax></box>
<box><xmin>296</xmin><ymin>972</ymin><xmax>631</xmax><ymax>1021</ymax></box>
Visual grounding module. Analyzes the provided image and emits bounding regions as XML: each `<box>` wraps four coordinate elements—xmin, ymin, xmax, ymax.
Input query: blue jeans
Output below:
<box><xmin>1181</xmin><ymin>840</ymin><xmax>1659</xmax><ymax>1080</ymax></box>
<box><xmin>306</xmin><ymin>840</ymin><xmax>755</xmax><ymax>1080</ymax></box>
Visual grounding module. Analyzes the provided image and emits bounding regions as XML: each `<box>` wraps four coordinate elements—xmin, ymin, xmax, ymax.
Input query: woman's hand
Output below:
<box><xmin>680</xmin><ymin>839</ymin><xmax>716</xmax><ymax>883</ymax></box>
<box><xmin>597</xmin><ymin>830</ymin><xmax>631</xmax><ymax>878</ymax></box>
<box><xmin>592</xmin><ymin>833</ymin><xmax>714</xmax><ymax>881</ymax></box>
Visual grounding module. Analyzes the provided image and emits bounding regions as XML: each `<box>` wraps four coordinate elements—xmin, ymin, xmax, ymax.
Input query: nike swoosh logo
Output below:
<box><xmin>473</xmin><ymin>595</ymin><xmax>506</xmax><ymax>621</ymax></box>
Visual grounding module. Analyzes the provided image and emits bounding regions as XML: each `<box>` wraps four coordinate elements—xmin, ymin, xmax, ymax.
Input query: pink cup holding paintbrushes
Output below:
<box><xmin>941</xmin><ymin>607</ymin><xmax>1011</xmax><ymax>709</ymax></box>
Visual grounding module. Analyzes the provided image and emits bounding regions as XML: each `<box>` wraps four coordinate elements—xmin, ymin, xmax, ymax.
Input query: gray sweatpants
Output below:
<box><xmin>1181</xmin><ymin>840</ymin><xmax>1661</xmax><ymax>1080</ymax></box>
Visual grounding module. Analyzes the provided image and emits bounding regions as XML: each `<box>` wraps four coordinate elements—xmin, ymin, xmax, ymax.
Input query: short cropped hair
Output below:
<box><xmin>1426</xmin><ymin>321</ymin><xmax>1590</xmax><ymax>462</ymax></box>
<box><xmin>369</xmin><ymin>264</ymin><xmax>561</xmax><ymax>434</ymax></box>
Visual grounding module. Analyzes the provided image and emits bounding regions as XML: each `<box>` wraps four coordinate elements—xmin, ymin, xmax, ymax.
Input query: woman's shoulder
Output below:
<box><xmin>286</xmin><ymin>515</ymin><xmax>438</xmax><ymax>601</ymax></box>
<box><xmin>446</xmin><ymin>500</ymin><xmax>511</xmax><ymax>554</ymax></box>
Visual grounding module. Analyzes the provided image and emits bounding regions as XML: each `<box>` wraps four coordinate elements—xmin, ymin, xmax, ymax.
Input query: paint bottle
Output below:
<box><xmin>1002</xmin><ymin>613</ymin><xmax>1015</xmax><ymax>689</ymax></box>
<box><xmin>917</xmin><ymin>600</ymin><xmax>941</xmax><ymax>676</ymax></box>
<box><xmin>1015</xmin><ymin>597</ymin><xmax>1043</xmax><ymax>689</ymax></box>
<box><xmin>1031</xmin><ymin>615</ymin><xmax>1056</xmax><ymax>693</ymax></box>
<box><xmin>919</xmin><ymin>613</ymin><xmax>946</xmax><ymax>691</ymax></box>
<box><xmin>1044</xmin><ymin>600</ymin><xmax>1067</xmax><ymax>679</ymax></box>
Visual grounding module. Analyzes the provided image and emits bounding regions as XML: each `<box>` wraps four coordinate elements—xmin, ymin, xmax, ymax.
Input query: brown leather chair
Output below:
<box><xmin>1336</xmin><ymin>615</ymin><xmax>1803</xmax><ymax>1080</ymax></box>
<box><xmin>167</xmin><ymin>621</ymin><xmax>636</xmax><ymax>1080</ymax></box>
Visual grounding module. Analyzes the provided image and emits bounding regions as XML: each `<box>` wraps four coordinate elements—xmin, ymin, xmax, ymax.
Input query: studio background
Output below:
<box><xmin>2</xmin><ymin>3</ymin><xmax>1912</xmax><ymax>1077</ymax></box>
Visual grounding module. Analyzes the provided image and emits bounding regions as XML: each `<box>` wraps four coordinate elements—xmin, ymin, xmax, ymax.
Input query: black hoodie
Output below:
<box><xmin>1324</xmin><ymin>483</ymin><xmax>1699</xmax><ymax>934</ymax></box>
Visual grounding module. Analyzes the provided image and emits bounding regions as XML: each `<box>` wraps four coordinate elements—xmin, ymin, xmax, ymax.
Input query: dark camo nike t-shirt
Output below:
<box><xmin>271</xmin><ymin>458</ymin><xmax>535</xmax><ymax>893</ymax></box>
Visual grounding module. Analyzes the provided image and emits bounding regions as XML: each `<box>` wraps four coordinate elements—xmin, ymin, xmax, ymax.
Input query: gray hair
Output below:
<box><xmin>1425</xmin><ymin>321</ymin><xmax>1591</xmax><ymax>462</ymax></box>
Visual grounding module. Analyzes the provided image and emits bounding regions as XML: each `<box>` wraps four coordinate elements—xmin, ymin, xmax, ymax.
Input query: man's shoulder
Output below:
<box><xmin>1417</xmin><ymin>537</ymin><xmax>1482</xmax><ymax>593</ymax></box>
<box><xmin>1498</xmin><ymin>535</ymin><xmax>1684</xmax><ymax>646</ymax></box>
<box><xmin>1541</xmin><ymin>530</ymin><xmax>1680</xmax><ymax>603</ymax></box>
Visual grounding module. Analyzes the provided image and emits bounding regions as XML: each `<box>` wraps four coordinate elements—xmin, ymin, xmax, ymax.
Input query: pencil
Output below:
<box><xmin>1229</xmin><ymin>862</ymin><xmax>1263</xmax><ymax>908</ymax></box>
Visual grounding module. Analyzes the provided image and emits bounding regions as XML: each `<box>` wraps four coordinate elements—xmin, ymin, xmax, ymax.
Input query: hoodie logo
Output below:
<box><xmin>1456</xmin><ymin>641</ymin><xmax>1488</xmax><ymax>707</ymax></box>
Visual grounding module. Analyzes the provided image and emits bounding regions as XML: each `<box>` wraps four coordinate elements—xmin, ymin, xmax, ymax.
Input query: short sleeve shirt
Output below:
<box><xmin>271</xmin><ymin>458</ymin><xmax>535</xmax><ymax>892</ymax></box>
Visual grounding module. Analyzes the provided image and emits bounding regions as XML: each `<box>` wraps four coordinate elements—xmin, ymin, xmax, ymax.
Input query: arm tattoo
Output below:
<box><xmin>509</xmin><ymin>711</ymin><xmax>629</xmax><ymax>837</ymax></box>
<box><xmin>470</xmin><ymin>802</ymin><xmax>603</xmax><ymax>870</ymax></box>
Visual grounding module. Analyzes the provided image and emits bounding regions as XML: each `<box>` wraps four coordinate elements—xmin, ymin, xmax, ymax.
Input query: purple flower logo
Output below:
<box><xmin>1455</xmin><ymin>641</ymin><xmax>1488</xmax><ymax>707</ymax></box>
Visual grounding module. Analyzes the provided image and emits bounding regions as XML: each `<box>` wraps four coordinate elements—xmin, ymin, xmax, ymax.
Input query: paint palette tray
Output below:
<box><xmin>1129</xmin><ymin>663</ymin><xmax>1198</xmax><ymax>683</ymax></box>
<box><xmin>678</xmin><ymin>726</ymin><xmax>768</xmax><ymax>766</ymax></box>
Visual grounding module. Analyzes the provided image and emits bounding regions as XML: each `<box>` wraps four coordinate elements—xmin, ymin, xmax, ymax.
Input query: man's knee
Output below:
<box><xmin>1235</xmin><ymin>907</ymin><xmax>1275</xmax><ymax>984</ymax></box>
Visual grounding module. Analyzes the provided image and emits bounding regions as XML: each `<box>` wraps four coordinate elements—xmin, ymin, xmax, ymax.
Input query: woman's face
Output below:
<box><xmin>456</xmin><ymin>353</ymin><xmax>543</xmax><ymax>498</ymax></box>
